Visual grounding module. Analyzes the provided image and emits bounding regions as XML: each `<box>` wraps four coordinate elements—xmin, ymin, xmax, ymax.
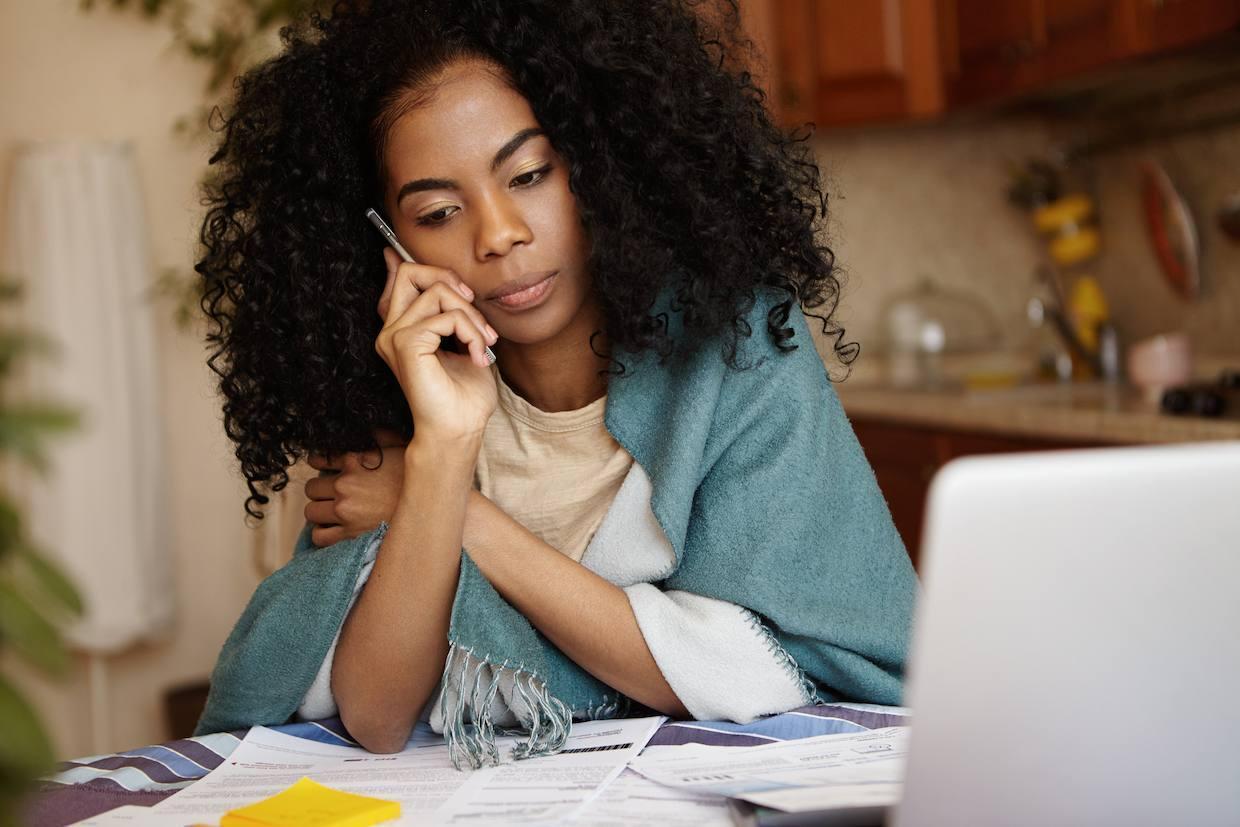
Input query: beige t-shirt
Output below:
<box><xmin>473</xmin><ymin>365</ymin><xmax>635</xmax><ymax>562</ymax></box>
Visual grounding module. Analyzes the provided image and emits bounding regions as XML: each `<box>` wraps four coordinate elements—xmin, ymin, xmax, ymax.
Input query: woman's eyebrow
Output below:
<box><xmin>396</xmin><ymin>127</ymin><xmax>547</xmax><ymax>206</ymax></box>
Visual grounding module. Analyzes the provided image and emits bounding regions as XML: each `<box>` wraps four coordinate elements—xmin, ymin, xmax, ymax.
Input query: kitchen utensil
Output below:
<box><xmin>1139</xmin><ymin>159</ymin><xmax>1201</xmax><ymax>301</ymax></box>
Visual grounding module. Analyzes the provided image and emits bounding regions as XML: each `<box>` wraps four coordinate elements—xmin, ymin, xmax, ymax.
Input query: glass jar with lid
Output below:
<box><xmin>880</xmin><ymin>277</ymin><xmax>1002</xmax><ymax>389</ymax></box>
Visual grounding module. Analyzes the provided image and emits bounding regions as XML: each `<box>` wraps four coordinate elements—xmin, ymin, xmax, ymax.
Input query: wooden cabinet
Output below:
<box><xmin>1125</xmin><ymin>0</ymin><xmax>1240</xmax><ymax>52</ymax></box>
<box><xmin>744</xmin><ymin>0</ymin><xmax>1240</xmax><ymax>128</ymax></box>
<box><xmin>945</xmin><ymin>0</ymin><xmax>1129</xmax><ymax>105</ymax></box>
<box><xmin>766</xmin><ymin>0</ymin><xmax>946</xmax><ymax>126</ymax></box>
<box><xmin>851</xmin><ymin>418</ymin><xmax>1109</xmax><ymax>570</ymax></box>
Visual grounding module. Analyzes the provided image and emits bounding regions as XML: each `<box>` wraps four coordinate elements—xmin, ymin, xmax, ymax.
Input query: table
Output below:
<box><xmin>24</xmin><ymin>703</ymin><xmax>910</xmax><ymax>826</ymax></box>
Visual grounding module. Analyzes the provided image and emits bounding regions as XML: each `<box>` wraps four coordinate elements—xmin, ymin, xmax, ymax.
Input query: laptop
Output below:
<box><xmin>893</xmin><ymin>441</ymin><xmax>1240</xmax><ymax>827</ymax></box>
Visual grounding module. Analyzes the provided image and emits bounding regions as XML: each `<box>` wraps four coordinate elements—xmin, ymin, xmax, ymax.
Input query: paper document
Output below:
<box><xmin>562</xmin><ymin>768</ymin><xmax>731</xmax><ymax>826</ymax></box>
<box><xmin>121</xmin><ymin>716</ymin><xmax>663</xmax><ymax>826</ymax></box>
<box><xmin>69</xmin><ymin>807</ymin><xmax>205</xmax><ymax>826</ymax></box>
<box><xmin>630</xmin><ymin>726</ymin><xmax>909</xmax><ymax>813</ymax></box>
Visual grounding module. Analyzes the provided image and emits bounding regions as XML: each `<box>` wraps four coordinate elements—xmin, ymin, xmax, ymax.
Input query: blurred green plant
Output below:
<box><xmin>80</xmin><ymin>0</ymin><xmax>329</xmax><ymax>330</ymax></box>
<box><xmin>145</xmin><ymin>265</ymin><xmax>211</xmax><ymax>331</ymax></box>
<box><xmin>79</xmin><ymin>0</ymin><xmax>324</xmax><ymax>98</ymax></box>
<box><xmin>0</xmin><ymin>276</ymin><xmax>84</xmax><ymax>827</ymax></box>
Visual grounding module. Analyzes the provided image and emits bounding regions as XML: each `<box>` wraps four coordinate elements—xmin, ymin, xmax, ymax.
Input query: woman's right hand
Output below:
<box><xmin>375</xmin><ymin>247</ymin><xmax>499</xmax><ymax>446</ymax></box>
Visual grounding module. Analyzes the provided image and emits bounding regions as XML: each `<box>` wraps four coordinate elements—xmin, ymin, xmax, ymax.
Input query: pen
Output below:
<box><xmin>365</xmin><ymin>207</ymin><xmax>497</xmax><ymax>366</ymax></box>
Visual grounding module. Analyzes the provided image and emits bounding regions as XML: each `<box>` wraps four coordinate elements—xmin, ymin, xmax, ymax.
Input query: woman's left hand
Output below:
<box><xmin>304</xmin><ymin>427</ymin><xmax>409</xmax><ymax>547</ymax></box>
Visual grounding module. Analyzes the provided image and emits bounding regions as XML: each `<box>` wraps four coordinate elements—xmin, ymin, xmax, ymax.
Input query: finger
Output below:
<box><xmin>311</xmin><ymin>524</ymin><xmax>346</xmax><ymax>548</ymax></box>
<box><xmin>394</xmin><ymin>259</ymin><xmax>474</xmax><ymax>302</ymax></box>
<box><xmin>356</xmin><ymin>447</ymin><xmax>383</xmax><ymax>470</ymax></box>
<box><xmin>384</xmin><ymin>262</ymin><xmax>478</xmax><ymax>330</ymax></box>
<box><xmin>303</xmin><ymin>477</ymin><xmax>335</xmax><ymax>501</ymax></box>
<box><xmin>340</xmin><ymin>450</ymin><xmax>380</xmax><ymax>472</ymax></box>
<box><xmin>305</xmin><ymin>500</ymin><xmax>339</xmax><ymax>526</ymax></box>
<box><xmin>383</xmin><ymin>258</ymin><xmax>418</xmax><ymax>327</ymax></box>
<box><xmin>382</xmin><ymin>245</ymin><xmax>400</xmax><ymax>276</ymax></box>
<box><xmin>307</xmin><ymin>453</ymin><xmax>343</xmax><ymax>473</ymax></box>
<box><xmin>378</xmin><ymin>248</ymin><xmax>400</xmax><ymax>321</ymax></box>
<box><xmin>396</xmin><ymin>307</ymin><xmax>496</xmax><ymax>368</ymax></box>
<box><xmin>389</xmin><ymin>282</ymin><xmax>497</xmax><ymax>355</ymax></box>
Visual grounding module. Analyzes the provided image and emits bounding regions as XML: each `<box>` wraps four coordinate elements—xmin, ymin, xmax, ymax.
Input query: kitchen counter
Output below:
<box><xmin>831</xmin><ymin>357</ymin><xmax>1240</xmax><ymax>562</ymax></box>
<box><xmin>836</xmin><ymin>381</ymin><xmax>1240</xmax><ymax>445</ymax></box>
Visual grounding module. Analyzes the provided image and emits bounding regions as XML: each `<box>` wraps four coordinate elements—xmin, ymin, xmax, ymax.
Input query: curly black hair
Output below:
<box><xmin>196</xmin><ymin>0</ymin><xmax>854</xmax><ymax>521</ymax></box>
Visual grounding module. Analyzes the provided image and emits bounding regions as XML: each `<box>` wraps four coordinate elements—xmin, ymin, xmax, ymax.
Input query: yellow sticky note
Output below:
<box><xmin>220</xmin><ymin>777</ymin><xmax>401</xmax><ymax>827</ymax></box>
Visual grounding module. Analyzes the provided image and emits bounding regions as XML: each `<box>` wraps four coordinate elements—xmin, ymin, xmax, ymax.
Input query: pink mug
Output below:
<box><xmin>1127</xmin><ymin>333</ymin><xmax>1192</xmax><ymax>401</ymax></box>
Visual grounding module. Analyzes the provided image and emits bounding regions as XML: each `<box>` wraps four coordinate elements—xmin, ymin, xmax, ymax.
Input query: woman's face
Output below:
<box><xmin>380</xmin><ymin>58</ymin><xmax>594</xmax><ymax>346</ymax></box>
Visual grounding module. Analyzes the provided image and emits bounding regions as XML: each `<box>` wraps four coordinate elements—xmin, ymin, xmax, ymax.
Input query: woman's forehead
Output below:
<box><xmin>384</xmin><ymin>61</ymin><xmax>542</xmax><ymax>175</ymax></box>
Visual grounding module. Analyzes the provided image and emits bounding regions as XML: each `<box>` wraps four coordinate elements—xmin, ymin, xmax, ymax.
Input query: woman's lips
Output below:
<box><xmin>490</xmin><ymin>272</ymin><xmax>558</xmax><ymax>310</ymax></box>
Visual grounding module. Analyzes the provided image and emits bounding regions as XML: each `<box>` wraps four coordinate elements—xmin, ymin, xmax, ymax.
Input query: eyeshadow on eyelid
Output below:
<box><xmin>411</xmin><ymin>163</ymin><xmax>550</xmax><ymax>214</ymax></box>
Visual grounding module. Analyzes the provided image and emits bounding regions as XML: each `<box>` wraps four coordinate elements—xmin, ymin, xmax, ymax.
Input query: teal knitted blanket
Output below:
<box><xmin>196</xmin><ymin>288</ymin><xmax>918</xmax><ymax>767</ymax></box>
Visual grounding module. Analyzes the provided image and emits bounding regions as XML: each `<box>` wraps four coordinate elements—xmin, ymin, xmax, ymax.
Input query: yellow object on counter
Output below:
<box><xmin>1032</xmin><ymin>194</ymin><xmax>1094</xmax><ymax>234</ymax></box>
<box><xmin>1049</xmin><ymin>227</ymin><xmax>1101</xmax><ymax>266</ymax></box>
<box><xmin>220</xmin><ymin>777</ymin><xmax>400</xmax><ymax>827</ymax></box>
<box><xmin>1033</xmin><ymin>194</ymin><xmax>1101</xmax><ymax>266</ymax></box>
<box><xmin>1067</xmin><ymin>275</ymin><xmax>1109</xmax><ymax>352</ymax></box>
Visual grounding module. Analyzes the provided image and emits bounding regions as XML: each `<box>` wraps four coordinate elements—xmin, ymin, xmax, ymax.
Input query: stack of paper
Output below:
<box><xmin>630</xmin><ymin>726</ymin><xmax>909</xmax><ymax>815</ymax></box>
<box><xmin>72</xmin><ymin>717</ymin><xmax>665</xmax><ymax>826</ymax></box>
<box><xmin>70</xmin><ymin>721</ymin><xmax>909</xmax><ymax>826</ymax></box>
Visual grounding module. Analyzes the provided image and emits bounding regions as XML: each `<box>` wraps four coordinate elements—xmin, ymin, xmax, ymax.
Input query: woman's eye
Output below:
<box><xmin>416</xmin><ymin>206</ymin><xmax>458</xmax><ymax>226</ymax></box>
<box><xmin>414</xmin><ymin>168</ymin><xmax>549</xmax><ymax>226</ymax></box>
<box><xmin>511</xmin><ymin>165</ymin><xmax>551</xmax><ymax>188</ymax></box>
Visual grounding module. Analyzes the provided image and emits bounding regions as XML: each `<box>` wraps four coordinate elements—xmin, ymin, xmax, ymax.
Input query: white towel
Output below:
<box><xmin>2</xmin><ymin>139</ymin><xmax>173</xmax><ymax>653</ymax></box>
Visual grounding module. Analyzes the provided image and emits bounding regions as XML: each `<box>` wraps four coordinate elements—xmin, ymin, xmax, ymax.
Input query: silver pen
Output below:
<box><xmin>365</xmin><ymin>207</ymin><xmax>497</xmax><ymax>366</ymax></box>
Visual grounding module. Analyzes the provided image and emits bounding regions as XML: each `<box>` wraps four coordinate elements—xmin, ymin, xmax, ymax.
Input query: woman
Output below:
<box><xmin>194</xmin><ymin>0</ymin><xmax>917</xmax><ymax>764</ymax></box>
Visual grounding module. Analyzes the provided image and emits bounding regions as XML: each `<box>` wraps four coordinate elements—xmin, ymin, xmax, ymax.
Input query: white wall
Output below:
<box><xmin>0</xmin><ymin>0</ymin><xmax>270</xmax><ymax>758</ymax></box>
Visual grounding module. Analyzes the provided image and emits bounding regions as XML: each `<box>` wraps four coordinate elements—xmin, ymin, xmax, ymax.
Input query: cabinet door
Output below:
<box><xmin>851</xmin><ymin>418</ymin><xmax>1110</xmax><ymax>570</ymax></box>
<box><xmin>945</xmin><ymin>0</ymin><xmax>1126</xmax><ymax>104</ymax></box>
<box><xmin>767</xmin><ymin>0</ymin><xmax>945</xmax><ymax>127</ymax></box>
<box><xmin>754</xmin><ymin>0</ymin><xmax>1240</xmax><ymax>128</ymax></box>
<box><xmin>1122</xmin><ymin>0</ymin><xmax>1240</xmax><ymax>54</ymax></box>
<box><xmin>1041</xmin><ymin>0</ymin><xmax>1131</xmax><ymax>77</ymax></box>
<box><xmin>767</xmin><ymin>0</ymin><xmax>819</xmax><ymax>127</ymax></box>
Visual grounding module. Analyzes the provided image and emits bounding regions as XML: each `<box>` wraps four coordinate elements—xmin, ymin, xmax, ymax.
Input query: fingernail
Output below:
<box><xmin>459</xmin><ymin>283</ymin><xmax>475</xmax><ymax>300</ymax></box>
<box><xmin>486</xmin><ymin>324</ymin><xmax>498</xmax><ymax>341</ymax></box>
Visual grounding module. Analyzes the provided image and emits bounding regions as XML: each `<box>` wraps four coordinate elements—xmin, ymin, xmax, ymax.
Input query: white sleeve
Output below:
<box><xmin>295</xmin><ymin>534</ymin><xmax>382</xmax><ymax>721</ymax></box>
<box><xmin>623</xmin><ymin>583</ymin><xmax>816</xmax><ymax>723</ymax></box>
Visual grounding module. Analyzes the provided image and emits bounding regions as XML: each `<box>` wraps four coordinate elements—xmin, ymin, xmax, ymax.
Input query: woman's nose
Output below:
<box><xmin>474</xmin><ymin>192</ymin><xmax>533</xmax><ymax>260</ymax></box>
